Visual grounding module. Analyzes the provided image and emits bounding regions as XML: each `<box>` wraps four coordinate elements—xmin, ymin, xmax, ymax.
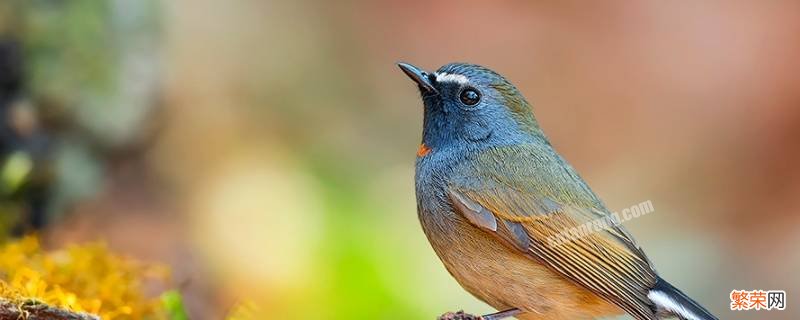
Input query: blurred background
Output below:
<box><xmin>1</xmin><ymin>0</ymin><xmax>799</xmax><ymax>319</ymax></box>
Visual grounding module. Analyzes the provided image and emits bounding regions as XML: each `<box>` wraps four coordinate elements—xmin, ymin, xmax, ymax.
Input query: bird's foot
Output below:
<box><xmin>437</xmin><ymin>310</ymin><xmax>483</xmax><ymax>320</ymax></box>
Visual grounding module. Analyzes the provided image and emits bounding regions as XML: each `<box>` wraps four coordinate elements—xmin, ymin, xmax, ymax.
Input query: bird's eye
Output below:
<box><xmin>459</xmin><ymin>88</ymin><xmax>481</xmax><ymax>106</ymax></box>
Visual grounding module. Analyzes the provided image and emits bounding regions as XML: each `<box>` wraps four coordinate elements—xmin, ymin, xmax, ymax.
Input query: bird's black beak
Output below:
<box><xmin>397</xmin><ymin>62</ymin><xmax>438</xmax><ymax>95</ymax></box>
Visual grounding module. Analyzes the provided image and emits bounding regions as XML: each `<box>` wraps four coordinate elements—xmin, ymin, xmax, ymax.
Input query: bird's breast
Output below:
<box><xmin>413</xmin><ymin>149</ymin><xmax>623</xmax><ymax>319</ymax></box>
<box><xmin>419</xmin><ymin>206</ymin><xmax>622</xmax><ymax>319</ymax></box>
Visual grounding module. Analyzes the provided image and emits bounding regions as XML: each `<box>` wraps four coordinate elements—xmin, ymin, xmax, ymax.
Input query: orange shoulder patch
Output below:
<box><xmin>416</xmin><ymin>143</ymin><xmax>431</xmax><ymax>157</ymax></box>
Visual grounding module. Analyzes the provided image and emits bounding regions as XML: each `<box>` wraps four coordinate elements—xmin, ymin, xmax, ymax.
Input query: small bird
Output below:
<box><xmin>398</xmin><ymin>62</ymin><xmax>718</xmax><ymax>320</ymax></box>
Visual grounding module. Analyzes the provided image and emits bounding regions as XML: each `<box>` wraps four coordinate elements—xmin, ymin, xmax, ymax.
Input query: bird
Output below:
<box><xmin>398</xmin><ymin>62</ymin><xmax>719</xmax><ymax>320</ymax></box>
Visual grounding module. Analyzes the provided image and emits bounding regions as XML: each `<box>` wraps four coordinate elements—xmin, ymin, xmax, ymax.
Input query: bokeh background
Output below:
<box><xmin>1</xmin><ymin>1</ymin><xmax>799</xmax><ymax>319</ymax></box>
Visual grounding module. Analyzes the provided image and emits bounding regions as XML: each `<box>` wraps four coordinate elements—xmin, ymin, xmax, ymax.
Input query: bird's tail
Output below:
<box><xmin>647</xmin><ymin>277</ymin><xmax>719</xmax><ymax>320</ymax></box>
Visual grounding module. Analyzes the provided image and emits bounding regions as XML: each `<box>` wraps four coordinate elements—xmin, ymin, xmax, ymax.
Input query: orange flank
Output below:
<box><xmin>417</xmin><ymin>143</ymin><xmax>431</xmax><ymax>157</ymax></box>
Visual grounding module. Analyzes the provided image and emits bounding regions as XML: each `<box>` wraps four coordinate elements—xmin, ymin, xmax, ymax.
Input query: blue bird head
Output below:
<box><xmin>398</xmin><ymin>62</ymin><xmax>546</xmax><ymax>152</ymax></box>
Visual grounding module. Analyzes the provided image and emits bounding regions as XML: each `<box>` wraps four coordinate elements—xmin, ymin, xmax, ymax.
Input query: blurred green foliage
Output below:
<box><xmin>160</xmin><ymin>290</ymin><xmax>189</xmax><ymax>320</ymax></box>
<box><xmin>0</xmin><ymin>0</ymin><xmax>161</xmax><ymax>231</ymax></box>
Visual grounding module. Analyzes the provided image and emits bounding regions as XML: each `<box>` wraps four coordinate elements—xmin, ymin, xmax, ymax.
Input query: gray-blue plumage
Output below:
<box><xmin>401</xmin><ymin>62</ymin><xmax>719</xmax><ymax>320</ymax></box>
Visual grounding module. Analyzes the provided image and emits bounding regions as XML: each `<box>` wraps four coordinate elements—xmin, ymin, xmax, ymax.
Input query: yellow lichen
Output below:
<box><xmin>0</xmin><ymin>236</ymin><xmax>168</xmax><ymax>319</ymax></box>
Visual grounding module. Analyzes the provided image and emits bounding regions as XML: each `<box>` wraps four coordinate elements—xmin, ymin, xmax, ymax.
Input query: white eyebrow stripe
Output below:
<box><xmin>435</xmin><ymin>72</ymin><xmax>469</xmax><ymax>85</ymax></box>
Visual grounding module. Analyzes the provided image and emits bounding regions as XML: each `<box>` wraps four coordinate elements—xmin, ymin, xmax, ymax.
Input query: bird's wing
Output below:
<box><xmin>448</xmin><ymin>144</ymin><xmax>658</xmax><ymax>320</ymax></box>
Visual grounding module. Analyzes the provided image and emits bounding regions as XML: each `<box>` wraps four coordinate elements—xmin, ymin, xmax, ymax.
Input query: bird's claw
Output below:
<box><xmin>437</xmin><ymin>310</ymin><xmax>483</xmax><ymax>320</ymax></box>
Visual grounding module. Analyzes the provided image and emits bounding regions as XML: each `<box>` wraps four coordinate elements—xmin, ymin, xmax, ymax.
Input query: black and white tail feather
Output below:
<box><xmin>648</xmin><ymin>277</ymin><xmax>719</xmax><ymax>320</ymax></box>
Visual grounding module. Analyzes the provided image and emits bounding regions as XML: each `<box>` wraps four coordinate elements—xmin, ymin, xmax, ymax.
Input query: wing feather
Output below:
<box><xmin>447</xmin><ymin>145</ymin><xmax>658</xmax><ymax>320</ymax></box>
